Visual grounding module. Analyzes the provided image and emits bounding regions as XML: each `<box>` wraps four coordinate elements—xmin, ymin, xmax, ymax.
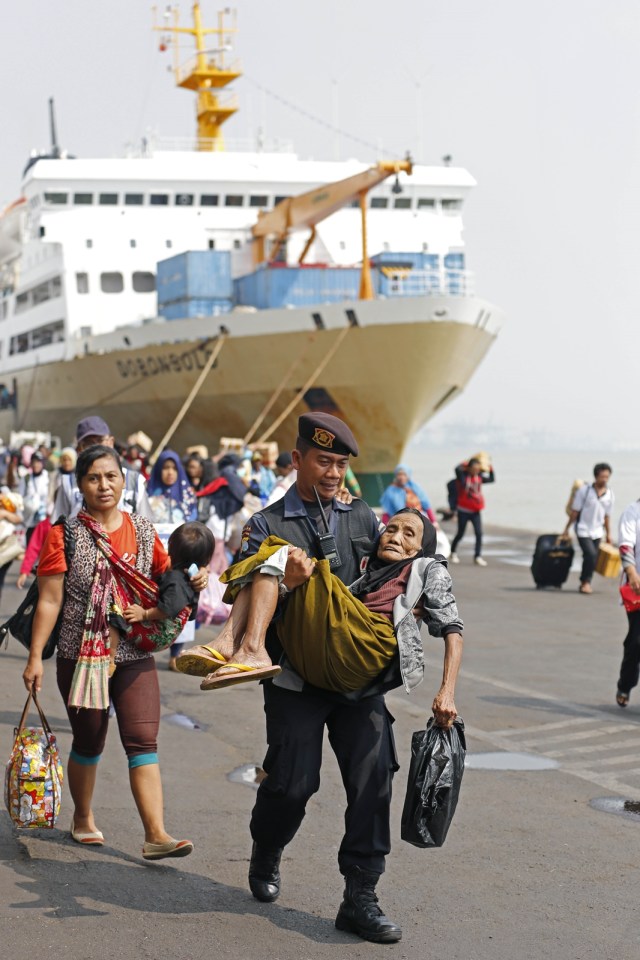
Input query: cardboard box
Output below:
<box><xmin>596</xmin><ymin>543</ymin><xmax>621</xmax><ymax>578</ymax></box>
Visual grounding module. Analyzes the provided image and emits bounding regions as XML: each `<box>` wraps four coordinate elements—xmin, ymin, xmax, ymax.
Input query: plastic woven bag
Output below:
<box><xmin>5</xmin><ymin>691</ymin><xmax>64</xmax><ymax>829</ymax></box>
<box><xmin>400</xmin><ymin>717</ymin><xmax>465</xmax><ymax>848</ymax></box>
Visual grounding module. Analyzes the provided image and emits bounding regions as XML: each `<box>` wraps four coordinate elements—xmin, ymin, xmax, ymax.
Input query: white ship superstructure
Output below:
<box><xmin>1</xmin><ymin>150</ymin><xmax>478</xmax><ymax>360</ymax></box>
<box><xmin>0</xmin><ymin>4</ymin><xmax>503</xmax><ymax>498</ymax></box>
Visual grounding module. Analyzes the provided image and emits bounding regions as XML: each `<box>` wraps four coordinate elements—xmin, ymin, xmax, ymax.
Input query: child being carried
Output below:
<box><xmin>108</xmin><ymin>521</ymin><xmax>215</xmax><ymax>675</ymax></box>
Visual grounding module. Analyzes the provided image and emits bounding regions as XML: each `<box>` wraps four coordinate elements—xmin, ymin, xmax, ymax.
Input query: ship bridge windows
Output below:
<box><xmin>442</xmin><ymin>198</ymin><xmax>462</xmax><ymax>212</ymax></box>
<box><xmin>393</xmin><ymin>197</ymin><xmax>412</xmax><ymax>209</ymax></box>
<box><xmin>125</xmin><ymin>193</ymin><xmax>144</xmax><ymax>206</ymax></box>
<box><xmin>76</xmin><ymin>273</ymin><xmax>89</xmax><ymax>294</ymax></box>
<box><xmin>99</xmin><ymin>193</ymin><xmax>118</xmax><ymax>205</ymax></box>
<box><xmin>9</xmin><ymin>320</ymin><xmax>64</xmax><ymax>355</ymax></box>
<box><xmin>201</xmin><ymin>194</ymin><xmax>219</xmax><ymax>206</ymax></box>
<box><xmin>225</xmin><ymin>195</ymin><xmax>244</xmax><ymax>207</ymax></box>
<box><xmin>15</xmin><ymin>292</ymin><xmax>29</xmax><ymax>314</ymax></box>
<box><xmin>100</xmin><ymin>272</ymin><xmax>124</xmax><ymax>294</ymax></box>
<box><xmin>175</xmin><ymin>193</ymin><xmax>194</xmax><ymax>206</ymax></box>
<box><xmin>132</xmin><ymin>271</ymin><xmax>155</xmax><ymax>293</ymax></box>
<box><xmin>44</xmin><ymin>192</ymin><xmax>68</xmax><ymax>205</ymax></box>
<box><xmin>150</xmin><ymin>194</ymin><xmax>169</xmax><ymax>206</ymax></box>
<box><xmin>249</xmin><ymin>195</ymin><xmax>268</xmax><ymax>207</ymax></box>
<box><xmin>74</xmin><ymin>193</ymin><xmax>94</xmax><ymax>205</ymax></box>
<box><xmin>14</xmin><ymin>276</ymin><xmax>62</xmax><ymax>313</ymax></box>
<box><xmin>370</xmin><ymin>197</ymin><xmax>388</xmax><ymax>209</ymax></box>
<box><xmin>417</xmin><ymin>198</ymin><xmax>435</xmax><ymax>209</ymax></box>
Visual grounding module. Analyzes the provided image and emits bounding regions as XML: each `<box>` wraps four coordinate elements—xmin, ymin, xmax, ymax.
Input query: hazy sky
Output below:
<box><xmin>3</xmin><ymin>1</ymin><xmax>639</xmax><ymax>449</ymax></box>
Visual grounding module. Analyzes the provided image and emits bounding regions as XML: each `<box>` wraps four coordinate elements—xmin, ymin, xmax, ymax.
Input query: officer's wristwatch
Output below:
<box><xmin>278</xmin><ymin>581</ymin><xmax>290</xmax><ymax>600</ymax></box>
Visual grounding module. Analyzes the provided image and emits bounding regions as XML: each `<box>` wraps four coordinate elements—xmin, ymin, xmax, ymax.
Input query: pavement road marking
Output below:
<box><xmin>545</xmin><ymin>738</ymin><xmax>640</xmax><ymax>758</ymax></box>
<box><xmin>490</xmin><ymin>717</ymin><xmax>597</xmax><ymax>738</ymax></box>
<box><xmin>460</xmin><ymin>668</ymin><xmax>640</xmax><ymax>796</ymax></box>
<box><xmin>517</xmin><ymin>724</ymin><xmax>639</xmax><ymax>747</ymax></box>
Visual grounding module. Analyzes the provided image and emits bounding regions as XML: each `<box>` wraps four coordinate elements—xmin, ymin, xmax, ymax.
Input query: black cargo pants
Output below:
<box><xmin>250</xmin><ymin>681</ymin><xmax>399</xmax><ymax>876</ymax></box>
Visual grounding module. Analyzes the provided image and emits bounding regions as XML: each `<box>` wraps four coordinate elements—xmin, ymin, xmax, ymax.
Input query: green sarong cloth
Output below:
<box><xmin>220</xmin><ymin>536</ymin><xmax>396</xmax><ymax>692</ymax></box>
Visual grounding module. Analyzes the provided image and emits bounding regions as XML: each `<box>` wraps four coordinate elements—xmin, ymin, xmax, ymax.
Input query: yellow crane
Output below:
<box><xmin>251</xmin><ymin>159</ymin><xmax>413</xmax><ymax>299</ymax></box>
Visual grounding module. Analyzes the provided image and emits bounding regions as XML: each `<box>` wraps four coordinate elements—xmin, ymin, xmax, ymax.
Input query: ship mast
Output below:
<box><xmin>155</xmin><ymin>4</ymin><xmax>240</xmax><ymax>151</ymax></box>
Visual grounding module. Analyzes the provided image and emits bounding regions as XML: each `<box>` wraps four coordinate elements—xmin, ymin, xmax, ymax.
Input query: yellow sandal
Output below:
<box><xmin>175</xmin><ymin>644</ymin><xmax>227</xmax><ymax>677</ymax></box>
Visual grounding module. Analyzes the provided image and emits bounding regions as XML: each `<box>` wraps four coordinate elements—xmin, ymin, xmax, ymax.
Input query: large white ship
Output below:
<box><xmin>0</xmin><ymin>4</ymin><xmax>503</xmax><ymax>499</ymax></box>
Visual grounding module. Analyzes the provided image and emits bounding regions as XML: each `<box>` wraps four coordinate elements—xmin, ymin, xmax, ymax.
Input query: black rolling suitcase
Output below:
<box><xmin>531</xmin><ymin>534</ymin><xmax>574</xmax><ymax>588</ymax></box>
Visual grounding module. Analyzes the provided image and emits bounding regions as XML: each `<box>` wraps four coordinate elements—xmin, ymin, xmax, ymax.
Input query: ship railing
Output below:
<box><xmin>129</xmin><ymin>135</ymin><xmax>295</xmax><ymax>156</ymax></box>
<box><xmin>380</xmin><ymin>269</ymin><xmax>475</xmax><ymax>298</ymax></box>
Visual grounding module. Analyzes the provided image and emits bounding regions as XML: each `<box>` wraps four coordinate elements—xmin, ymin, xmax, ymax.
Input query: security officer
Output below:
<box><xmin>242</xmin><ymin>412</ymin><xmax>403</xmax><ymax>944</ymax></box>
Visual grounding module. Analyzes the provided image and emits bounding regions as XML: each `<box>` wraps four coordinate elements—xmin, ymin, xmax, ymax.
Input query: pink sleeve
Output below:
<box><xmin>20</xmin><ymin>519</ymin><xmax>51</xmax><ymax>575</ymax></box>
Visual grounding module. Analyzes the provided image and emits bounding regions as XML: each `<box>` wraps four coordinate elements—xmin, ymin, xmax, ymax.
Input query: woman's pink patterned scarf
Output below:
<box><xmin>68</xmin><ymin>511</ymin><xmax>159</xmax><ymax>710</ymax></box>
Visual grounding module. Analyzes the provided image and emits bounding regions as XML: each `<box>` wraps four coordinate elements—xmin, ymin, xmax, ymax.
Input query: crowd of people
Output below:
<box><xmin>10</xmin><ymin>412</ymin><xmax>640</xmax><ymax>943</ymax></box>
<box><xmin>4</xmin><ymin>410</ymin><xmax>469</xmax><ymax>945</ymax></box>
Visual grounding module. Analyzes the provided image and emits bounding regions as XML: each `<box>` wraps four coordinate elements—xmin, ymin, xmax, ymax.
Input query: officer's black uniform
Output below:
<box><xmin>243</xmin><ymin>416</ymin><xmax>399</xmax><ymax>878</ymax></box>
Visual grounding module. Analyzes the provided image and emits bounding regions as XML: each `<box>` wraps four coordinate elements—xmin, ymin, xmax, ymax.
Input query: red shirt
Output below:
<box><xmin>361</xmin><ymin>565</ymin><xmax>413</xmax><ymax>621</ymax></box>
<box><xmin>37</xmin><ymin>513</ymin><xmax>170</xmax><ymax>577</ymax></box>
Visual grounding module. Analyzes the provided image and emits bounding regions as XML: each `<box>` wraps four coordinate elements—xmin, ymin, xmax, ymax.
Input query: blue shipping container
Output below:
<box><xmin>157</xmin><ymin>251</ymin><xmax>232</xmax><ymax>305</ymax></box>
<box><xmin>233</xmin><ymin>267</ymin><xmax>362</xmax><ymax>309</ymax></box>
<box><xmin>159</xmin><ymin>298</ymin><xmax>231</xmax><ymax>321</ymax></box>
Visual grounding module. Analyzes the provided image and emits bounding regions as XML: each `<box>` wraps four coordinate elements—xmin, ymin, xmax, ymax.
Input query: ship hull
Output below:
<box><xmin>0</xmin><ymin>294</ymin><xmax>501</xmax><ymax>493</ymax></box>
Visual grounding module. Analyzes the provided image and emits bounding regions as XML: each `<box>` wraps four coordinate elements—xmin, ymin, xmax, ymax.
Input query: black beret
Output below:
<box><xmin>297</xmin><ymin>413</ymin><xmax>358</xmax><ymax>457</ymax></box>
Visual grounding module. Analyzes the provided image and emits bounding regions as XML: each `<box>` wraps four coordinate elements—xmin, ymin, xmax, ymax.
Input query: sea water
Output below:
<box><xmin>402</xmin><ymin>446</ymin><xmax>640</xmax><ymax>535</ymax></box>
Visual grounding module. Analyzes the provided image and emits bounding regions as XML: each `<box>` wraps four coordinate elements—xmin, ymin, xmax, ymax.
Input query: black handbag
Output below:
<box><xmin>400</xmin><ymin>717</ymin><xmax>466</xmax><ymax>848</ymax></box>
<box><xmin>0</xmin><ymin>517</ymin><xmax>75</xmax><ymax>660</ymax></box>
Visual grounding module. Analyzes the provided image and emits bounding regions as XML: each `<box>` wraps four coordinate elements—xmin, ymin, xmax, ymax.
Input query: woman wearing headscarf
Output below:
<box><xmin>183</xmin><ymin>454</ymin><xmax>218</xmax><ymax>522</ymax></box>
<box><xmin>180</xmin><ymin>508</ymin><xmax>463</xmax><ymax>704</ymax></box>
<box><xmin>146</xmin><ymin>450</ymin><xmax>198</xmax><ymax>669</ymax></box>
<box><xmin>49</xmin><ymin>446</ymin><xmax>77</xmax><ymax>515</ymax></box>
<box><xmin>19</xmin><ymin>452</ymin><xmax>50</xmax><ymax>545</ymax></box>
<box><xmin>147</xmin><ymin>450</ymin><xmax>197</xmax><ymax>525</ymax></box>
<box><xmin>380</xmin><ymin>465</ymin><xmax>436</xmax><ymax>525</ymax></box>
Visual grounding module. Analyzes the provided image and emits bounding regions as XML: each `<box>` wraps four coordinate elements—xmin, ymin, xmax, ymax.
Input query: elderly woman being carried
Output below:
<box><xmin>177</xmin><ymin>508</ymin><xmax>463</xmax><ymax>701</ymax></box>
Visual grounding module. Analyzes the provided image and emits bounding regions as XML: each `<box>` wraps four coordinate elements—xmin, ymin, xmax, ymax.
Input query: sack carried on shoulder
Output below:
<box><xmin>401</xmin><ymin>717</ymin><xmax>466</xmax><ymax>848</ymax></box>
<box><xmin>0</xmin><ymin>517</ymin><xmax>74</xmax><ymax>660</ymax></box>
<box><xmin>5</xmin><ymin>690</ymin><xmax>64</xmax><ymax>829</ymax></box>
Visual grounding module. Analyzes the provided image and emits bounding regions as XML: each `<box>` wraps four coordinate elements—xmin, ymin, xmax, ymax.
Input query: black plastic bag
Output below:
<box><xmin>401</xmin><ymin>717</ymin><xmax>466</xmax><ymax>848</ymax></box>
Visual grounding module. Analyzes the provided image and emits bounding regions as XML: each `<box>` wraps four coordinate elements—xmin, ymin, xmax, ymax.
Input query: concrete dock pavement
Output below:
<box><xmin>2</xmin><ymin>525</ymin><xmax>640</xmax><ymax>959</ymax></box>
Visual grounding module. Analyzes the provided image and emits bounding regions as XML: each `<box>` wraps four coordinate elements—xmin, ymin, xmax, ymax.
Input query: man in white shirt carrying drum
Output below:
<box><xmin>562</xmin><ymin>462</ymin><xmax>614</xmax><ymax>594</ymax></box>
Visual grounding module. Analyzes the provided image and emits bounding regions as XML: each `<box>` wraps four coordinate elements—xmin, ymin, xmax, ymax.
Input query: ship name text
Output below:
<box><xmin>115</xmin><ymin>344</ymin><xmax>214</xmax><ymax>380</ymax></box>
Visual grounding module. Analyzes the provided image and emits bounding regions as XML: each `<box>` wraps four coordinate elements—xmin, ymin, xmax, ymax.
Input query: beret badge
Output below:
<box><xmin>312</xmin><ymin>427</ymin><xmax>335</xmax><ymax>449</ymax></box>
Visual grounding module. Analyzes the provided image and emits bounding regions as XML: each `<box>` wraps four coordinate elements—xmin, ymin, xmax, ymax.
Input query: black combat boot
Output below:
<box><xmin>248</xmin><ymin>842</ymin><xmax>283</xmax><ymax>902</ymax></box>
<box><xmin>335</xmin><ymin>866</ymin><xmax>402</xmax><ymax>943</ymax></box>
